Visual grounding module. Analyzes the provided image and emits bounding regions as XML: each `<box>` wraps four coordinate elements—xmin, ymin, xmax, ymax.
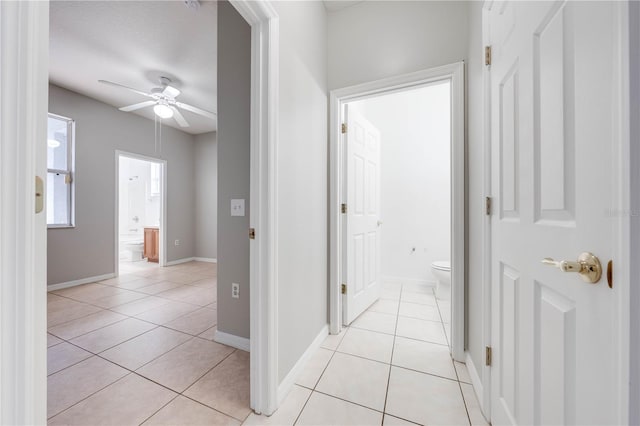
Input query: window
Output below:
<box><xmin>150</xmin><ymin>162</ymin><xmax>161</xmax><ymax>196</ymax></box>
<box><xmin>47</xmin><ymin>113</ymin><xmax>75</xmax><ymax>227</ymax></box>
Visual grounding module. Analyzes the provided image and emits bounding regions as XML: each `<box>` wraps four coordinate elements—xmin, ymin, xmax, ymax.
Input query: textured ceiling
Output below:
<box><xmin>49</xmin><ymin>1</ymin><xmax>218</xmax><ymax>135</ymax></box>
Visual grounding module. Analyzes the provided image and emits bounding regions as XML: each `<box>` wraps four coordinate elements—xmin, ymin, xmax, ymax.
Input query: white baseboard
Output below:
<box><xmin>277</xmin><ymin>324</ymin><xmax>329</xmax><ymax>404</ymax></box>
<box><xmin>214</xmin><ymin>330</ymin><xmax>250</xmax><ymax>352</ymax></box>
<box><xmin>47</xmin><ymin>272</ymin><xmax>116</xmax><ymax>291</ymax></box>
<box><xmin>194</xmin><ymin>257</ymin><xmax>217</xmax><ymax>263</ymax></box>
<box><xmin>165</xmin><ymin>257</ymin><xmax>195</xmax><ymax>266</ymax></box>
<box><xmin>465</xmin><ymin>351</ymin><xmax>488</xmax><ymax>419</ymax></box>
<box><xmin>382</xmin><ymin>276</ymin><xmax>436</xmax><ymax>287</ymax></box>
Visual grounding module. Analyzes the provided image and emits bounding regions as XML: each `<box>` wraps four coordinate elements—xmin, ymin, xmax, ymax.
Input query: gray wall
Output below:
<box><xmin>47</xmin><ymin>84</ymin><xmax>196</xmax><ymax>285</ymax></box>
<box><xmin>273</xmin><ymin>1</ymin><xmax>328</xmax><ymax>383</ymax></box>
<box><xmin>194</xmin><ymin>132</ymin><xmax>218</xmax><ymax>260</ymax></box>
<box><xmin>465</xmin><ymin>0</ymin><xmax>485</xmax><ymax>377</ymax></box>
<box><xmin>216</xmin><ymin>1</ymin><xmax>251</xmax><ymax>339</ymax></box>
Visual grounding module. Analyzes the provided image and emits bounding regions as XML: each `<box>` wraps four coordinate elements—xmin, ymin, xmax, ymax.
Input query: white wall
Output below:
<box><xmin>327</xmin><ymin>1</ymin><xmax>469</xmax><ymax>90</ymax></box>
<box><xmin>273</xmin><ymin>1</ymin><xmax>328</xmax><ymax>383</ymax></box>
<box><xmin>48</xmin><ymin>84</ymin><xmax>197</xmax><ymax>285</ymax></box>
<box><xmin>194</xmin><ymin>132</ymin><xmax>217</xmax><ymax>260</ymax></box>
<box><xmin>351</xmin><ymin>82</ymin><xmax>451</xmax><ymax>285</ymax></box>
<box><xmin>629</xmin><ymin>2</ymin><xmax>640</xmax><ymax>423</ymax></box>
<box><xmin>465</xmin><ymin>0</ymin><xmax>486</xmax><ymax>381</ymax></box>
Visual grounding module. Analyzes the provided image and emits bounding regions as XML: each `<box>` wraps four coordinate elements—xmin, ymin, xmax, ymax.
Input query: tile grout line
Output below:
<box><xmin>50</xmin><ymin>340</ymin><xmax>240</xmax><ymax>423</ymax></box>
<box><xmin>293</xmin><ymin>327</ymin><xmax>348</xmax><ymax>425</ymax></box>
<box><xmin>47</xmin><ymin>371</ymin><xmax>136</xmax><ymax>421</ymax></box>
<box><xmin>434</xmin><ymin>287</ymin><xmax>472</xmax><ymax>425</ymax></box>
<box><xmin>305</xmin><ymin>388</ymin><xmax>421</xmax><ymax>426</ymax></box>
<box><xmin>136</xmin><ymin>393</ymin><xmax>182</xmax><ymax>425</ymax></box>
<box><xmin>381</xmin><ymin>282</ymin><xmax>403</xmax><ymax>424</ymax></box>
<box><xmin>457</xmin><ymin>379</ymin><xmax>473</xmax><ymax>426</ymax></box>
<box><xmin>291</xmin><ymin>386</ymin><xmax>315</xmax><ymax>426</ymax></box>
<box><xmin>47</xmin><ymin>266</ymin><xmax>239</xmax><ymax>422</ymax></box>
<box><xmin>433</xmin><ymin>288</ymin><xmax>451</xmax><ymax>348</ymax></box>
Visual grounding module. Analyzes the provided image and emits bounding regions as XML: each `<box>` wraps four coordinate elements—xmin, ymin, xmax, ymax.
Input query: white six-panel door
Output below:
<box><xmin>343</xmin><ymin>105</ymin><xmax>382</xmax><ymax>325</ymax></box>
<box><xmin>489</xmin><ymin>1</ymin><xmax>623</xmax><ymax>424</ymax></box>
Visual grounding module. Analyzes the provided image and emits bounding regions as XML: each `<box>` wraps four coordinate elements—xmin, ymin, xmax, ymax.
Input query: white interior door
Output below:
<box><xmin>489</xmin><ymin>1</ymin><xmax>624</xmax><ymax>425</ymax></box>
<box><xmin>343</xmin><ymin>105</ymin><xmax>382</xmax><ymax>325</ymax></box>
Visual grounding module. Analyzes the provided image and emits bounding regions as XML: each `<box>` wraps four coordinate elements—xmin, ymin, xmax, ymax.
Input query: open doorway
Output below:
<box><xmin>116</xmin><ymin>152</ymin><xmax>166</xmax><ymax>275</ymax></box>
<box><xmin>330</xmin><ymin>63</ymin><xmax>465</xmax><ymax>360</ymax></box>
<box><xmin>344</xmin><ymin>80</ymin><xmax>453</xmax><ymax>345</ymax></box>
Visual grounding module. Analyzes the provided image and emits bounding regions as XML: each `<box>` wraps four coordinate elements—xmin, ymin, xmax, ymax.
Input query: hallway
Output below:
<box><xmin>246</xmin><ymin>282</ymin><xmax>487</xmax><ymax>425</ymax></box>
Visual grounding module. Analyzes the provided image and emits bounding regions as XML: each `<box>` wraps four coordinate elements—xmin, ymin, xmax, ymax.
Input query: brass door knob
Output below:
<box><xmin>541</xmin><ymin>252</ymin><xmax>602</xmax><ymax>283</ymax></box>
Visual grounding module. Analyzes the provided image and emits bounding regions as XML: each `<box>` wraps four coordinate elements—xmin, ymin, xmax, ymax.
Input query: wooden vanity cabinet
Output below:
<box><xmin>144</xmin><ymin>227</ymin><xmax>159</xmax><ymax>263</ymax></box>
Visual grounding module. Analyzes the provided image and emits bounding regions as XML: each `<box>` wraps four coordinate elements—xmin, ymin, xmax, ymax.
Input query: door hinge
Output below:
<box><xmin>341</xmin><ymin>284</ymin><xmax>347</xmax><ymax>294</ymax></box>
<box><xmin>485</xmin><ymin>45</ymin><xmax>492</xmax><ymax>66</ymax></box>
<box><xmin>485</xmin><ymin>197</ymin><xmax>492</xmax><ymax>216</ymax></box>
<box><xmin>341</xmin><ymin>203</ymin><xmax>347</xmax><ymax>214</ymax></box>
<box><xmin>485</xmin><ymin>346</ymin><xmax>492</xmax><ymax>366</ymax></box>
<box><xmin>341</xmin><ymin>123</ymin><xmax>347</xmax><ymax>134</ymax></box>
<box><xmin>249</xmin><ymin>228</ymin><xmax>256</xmax><ymax>240</ymax></box>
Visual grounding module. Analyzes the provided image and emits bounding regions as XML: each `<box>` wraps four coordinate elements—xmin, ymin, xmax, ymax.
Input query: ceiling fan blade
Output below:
<box><xmin>162</xmin><ymin>85</ymin><xmax>181</xmax><ymax>98</ymax></box>
<box><xmin>98</xmin><ymin>80</ymin><xmax>153</xmax><ymax>98</ymax></box>
<box><xmin>175</xmin><ymin>101</ymin><xmax>217</xmax><ymax>121</ymax></box>
<box><xmin>119</xmin><ymin>100</ymin><xmax>156</xmax><ymax>112</ymax></box>
<box><xmin>170</xmin><ymin>106</ymin><xmax>189</xmax><ymax>127</ymax></box>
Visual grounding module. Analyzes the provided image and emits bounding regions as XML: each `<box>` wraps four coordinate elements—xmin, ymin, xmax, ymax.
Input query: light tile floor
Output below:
<box><xmin>246</xmin><ymin>282</ymin><xmax>489</xmax><ymax>426</ymax></box>
<box><xmin>50</xmin><ymin>266</ymin><xmax>487</xmax><ymax>426</ymax></box>
<box><xmin>47</xmin><ymin>260</ymin><xmax>249</xmax><ymax>425</ymax></box>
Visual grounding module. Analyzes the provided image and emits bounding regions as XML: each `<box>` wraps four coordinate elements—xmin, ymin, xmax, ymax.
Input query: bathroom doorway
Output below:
<box><xmin>116</xmin><ymin>151</ymin><xmax>167</xmax><ymax>275</ymax></box>
<box><xmin>346</xmin><ymin>80</ymin><xmax>453</xmax><ymax>344</ymax></box>
<box><xmin>329</xmin><ymin>63</ymin><xmax>465</xmax><ymax>361</ymax></box>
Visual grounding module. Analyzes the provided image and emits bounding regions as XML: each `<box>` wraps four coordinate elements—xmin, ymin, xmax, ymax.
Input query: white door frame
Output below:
<box><xmin>477</xmin><ymin>2</ymin><xmax>494</xmax><ymax>419</ymax></box>
<box><xmin>329</xmin><ymin>62</ymin><xmax>466</xmax><ymax>361</ymax></box>
<box><xmin>630</xmin><ymin>2</ymin><xmax>640</xmax><ymax>423</ymax></box>
<box><xmin>114</xmin><ymin>151</ymin><xmax>167</xmax><ymax>272</ymax></box>
<box><xmin>229</xmin><ymin>0</ymin><xmax>280</xmax><ymax>416</ymax></box>
<box><xmin>0</xmin><ymin>1</ymin><xmax>49</xmax><ymax>424</ymax></box>
<box><xmin>0</xmin><ymin>0</ymin><xmax>280</xmax><ymax>420</ymax></box>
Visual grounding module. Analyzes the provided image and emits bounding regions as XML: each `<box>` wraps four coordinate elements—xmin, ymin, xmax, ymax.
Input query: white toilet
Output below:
<box><xmin>124</xmin><ymin>241</ymin><xmax>144</xmax><ymax>262</ymax></box>
<box><xmin>431</xmin><ymin>260</ymin><xmax>451</xmax><ymax>300</ymax></box>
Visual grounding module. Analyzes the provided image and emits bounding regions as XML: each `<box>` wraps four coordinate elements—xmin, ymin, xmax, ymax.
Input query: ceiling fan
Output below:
<box><xmin>98</xmin><ymin>77</ymin><xmax>216</xmax><ymax>128</ymax></box>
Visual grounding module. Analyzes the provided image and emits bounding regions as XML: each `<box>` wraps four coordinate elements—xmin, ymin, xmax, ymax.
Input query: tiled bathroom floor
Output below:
<box><xmin>245</xmin><ymin>282</ymin><xmax>488</xmax><ymax>426</ymax></box>
<box><xmin>47</xmin><ymin>260</ymin><xmax>250</xmax><ymax>425</ymax></box>
<box><xmin>49</xmin><ymin>266</ymin><xmax>486</xmax><ymax>425</ymax></box>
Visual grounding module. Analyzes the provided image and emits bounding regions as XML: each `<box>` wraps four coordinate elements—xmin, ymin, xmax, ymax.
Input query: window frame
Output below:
<box><xmin>47</xmin><ymin>112</ymin><xmax>76</xmax><ymax>229</ymax></box>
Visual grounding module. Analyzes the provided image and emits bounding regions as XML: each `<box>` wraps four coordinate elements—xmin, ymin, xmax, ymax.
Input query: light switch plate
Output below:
<box><xmin>231</xmin><ymin>199</ymin><xmax>245</xmax><ymax>217</ymax></box>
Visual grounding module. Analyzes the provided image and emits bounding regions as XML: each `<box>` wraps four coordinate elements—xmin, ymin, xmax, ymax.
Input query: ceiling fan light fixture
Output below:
<box><xmin>153</xmin><ymin>103</ymin><xmax>174</xmax><ymax>119</ymax></box>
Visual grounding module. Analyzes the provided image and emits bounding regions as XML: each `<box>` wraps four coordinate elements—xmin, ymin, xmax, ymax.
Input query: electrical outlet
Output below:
<box><xmin>174</xmin><ymin>239</ymin><xmax>180</xmax><ymax>246</ymax></box>
<box><xmin>232</xmin><ymin>283</ymin><xmax>240</xmax><ymax>299</ymax></box>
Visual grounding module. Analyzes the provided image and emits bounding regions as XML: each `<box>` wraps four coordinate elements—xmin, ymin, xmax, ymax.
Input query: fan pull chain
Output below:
<box><xmin>159</xmin><ymin>117</ymin><xmax>163</xmax><ymax>156</ymax></box>
<box><xmin>154</xmin><ymin>115</ymin><xmax>158</xmax><ymax>154</ymax></box>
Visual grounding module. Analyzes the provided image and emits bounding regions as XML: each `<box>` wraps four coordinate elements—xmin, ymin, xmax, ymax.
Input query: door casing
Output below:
<box><xmin>329</xmin><ymin>62</ymin><xmax>466</xmax><ymax>361</ymax></box>
<box><xmin>114</xmin><ymin>151</ymin><xmax>167</xmax><ymax>272</ymax></box>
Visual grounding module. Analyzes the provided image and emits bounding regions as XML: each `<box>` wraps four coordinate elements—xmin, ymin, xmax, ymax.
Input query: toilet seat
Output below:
<box><xmin>432</xmin><ymin>260</ymin><xmax>450</xmax><ymax>271</ymax></box>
